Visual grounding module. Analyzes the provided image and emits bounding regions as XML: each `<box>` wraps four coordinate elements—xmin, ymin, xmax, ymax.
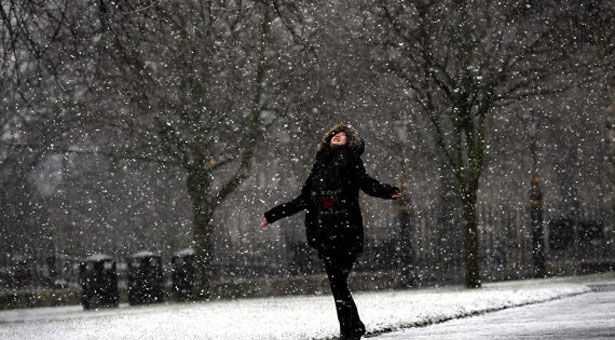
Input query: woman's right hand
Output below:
<box><xmin>259</xmin><ymin>216</ymin><xmax>268</xmax><ymax>229</ymax></box>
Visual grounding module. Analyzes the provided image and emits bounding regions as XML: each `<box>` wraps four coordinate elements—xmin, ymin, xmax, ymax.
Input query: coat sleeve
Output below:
<box><xmin>264</xmin><ymin>175</ymin><xmax>312</xmax><ymax>224</ymax></box>
<box><xmin>354</xmin><ymin>156</ymin><xmax>399</xmax><ymax>199</ymax></box>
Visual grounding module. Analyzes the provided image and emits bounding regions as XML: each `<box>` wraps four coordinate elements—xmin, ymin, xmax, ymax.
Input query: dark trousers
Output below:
<box><xmin>321</xmin><ymin>252</ymin><xmax>365</xmax><ymax>338</ymax></box>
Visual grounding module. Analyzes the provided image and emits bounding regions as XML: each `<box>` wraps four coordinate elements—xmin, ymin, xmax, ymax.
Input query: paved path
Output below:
<box><xmin>371</xmin><ymin>288</ymin><xmax>615</xmax><ymax>340</ymax></box>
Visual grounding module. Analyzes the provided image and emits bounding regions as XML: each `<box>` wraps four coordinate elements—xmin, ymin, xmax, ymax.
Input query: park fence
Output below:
<box><xmin>1</xmin><ymin>206</ymin><xmax>613</xmax><ymax>296</ymax></box>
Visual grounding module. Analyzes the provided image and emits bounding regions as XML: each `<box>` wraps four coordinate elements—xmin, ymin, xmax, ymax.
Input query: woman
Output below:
<box><xmin>260</xmin><ymin>124</ymin><xmax>401</xmax><ymax>340</ymax></box>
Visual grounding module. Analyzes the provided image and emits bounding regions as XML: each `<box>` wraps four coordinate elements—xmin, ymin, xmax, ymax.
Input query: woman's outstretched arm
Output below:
<box><xmin>354</xmin><ymin>156</ymin><xmax>400</xmax><ymax>199</ymax></box>
<box><xmin>261</xmin><ymin>194</ymin><xmax>307</xmax><ymax>227</ymax></box>
<box><xmin>260</xmin><ymin>175</ymin><xmax>312</xmax><ymax>228</ymax></box>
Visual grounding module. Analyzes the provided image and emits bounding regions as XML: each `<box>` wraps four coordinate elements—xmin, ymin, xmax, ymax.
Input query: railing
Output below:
<box><xmin>2</xmin><ymin>206</ymin><xmax>613</xmax><ymax>293</ymax></box>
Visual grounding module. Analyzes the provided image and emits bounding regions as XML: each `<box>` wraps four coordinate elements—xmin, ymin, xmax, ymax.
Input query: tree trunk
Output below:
<box><xmin>186</xmin><ymin>162</ymin><xmax>215</xmax><ymax>299</ymax></box>
<box><xmin>462</xmin><ymin>186</ymin><xmax>481</xmax><ymax>288</ymax></box>
<box><xmin>183</xmin><ymin>6</ymin><xmax>271</xmax><ymax>299</ymax></box>
<box><xmin>192</xmin><ymin>203</ymin><xmax>215</xmax><ymax>299</ymax></box>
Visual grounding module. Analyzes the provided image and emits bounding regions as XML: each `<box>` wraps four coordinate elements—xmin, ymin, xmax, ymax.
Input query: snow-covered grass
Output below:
<box><xmin>1</xmin><ymin>273</ymin><xmax>613</xmax><ymax>340</ymax></box>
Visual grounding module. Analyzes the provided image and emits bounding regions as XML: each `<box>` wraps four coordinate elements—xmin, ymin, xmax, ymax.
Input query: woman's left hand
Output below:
<box><xmin>392</xmin><ymin>191</ymin><xmax>402</xmax><ymax>199</ymax></box>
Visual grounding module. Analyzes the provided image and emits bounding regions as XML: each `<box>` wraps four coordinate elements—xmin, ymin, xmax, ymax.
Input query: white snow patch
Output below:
<box><xmin>0</xmin><ymin>278</ymin><xmax>598</xmax><ymax>340</ymax></box>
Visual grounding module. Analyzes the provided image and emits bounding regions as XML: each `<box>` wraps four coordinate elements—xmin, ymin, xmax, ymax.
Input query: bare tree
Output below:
<box><xmin>566</xmin><ymin>1</ymin><xmax>615</xmax><ymax>235</ymax></box>
<box><xmin>370</xmin><ymin>0</ymin><xmax>592</xmax><ymax>288</ymax></box>
<box><xmin>74</xmin><ymin>0</ymin><xmax>288</xmax><ymax>298</ymax></box>
<box><xmin>1</xmin><ymin>0</ymin><xmax>300</xmax><ymax>297</ymax></box>
<box><xmin>0</xmin><ymin>0</ymin><xmax>82</xmax><ymax>259</ymax></box>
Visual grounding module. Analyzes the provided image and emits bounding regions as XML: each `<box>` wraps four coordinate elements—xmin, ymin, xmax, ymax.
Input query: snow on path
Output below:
<box><xmin>372</xmin><ymin>291</ymin><xmax>615</xmax><ymax>340</ymax></box>
<box><xmin>0</xmin><ymin>277</ymin><xmax>602</xmax><ymax>340</ymax></box>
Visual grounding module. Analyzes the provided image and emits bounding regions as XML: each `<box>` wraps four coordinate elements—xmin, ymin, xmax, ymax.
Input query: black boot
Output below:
<box><xmin>353</xmin><ymin>321</ymin><xmax>366</xmax><ymax>338</ymax></box>
<box><xmin>342</xmin><ymin>322</ymin><xmax>365</xmax><ymax>340</ymax></box>
<box><xmin>337</xmin><ymin>300</ymin><xmax>354</xmax><ymax>339</ymax></box>
<box><xmin>341</xmin><ymin>330</ymin><xmax>365</xmax><ymax>340</ymax></box>
<box><xmin>338</xmin><ymin>301</ymin><xmax>366</xmax><ymax>340</ymax></box>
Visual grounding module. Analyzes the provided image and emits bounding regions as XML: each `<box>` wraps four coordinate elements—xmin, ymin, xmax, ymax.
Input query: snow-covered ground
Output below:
<box><xmin>1</xmin><ymin>273</ymin><xmax>613</xmax><ymax>340</ymax></box>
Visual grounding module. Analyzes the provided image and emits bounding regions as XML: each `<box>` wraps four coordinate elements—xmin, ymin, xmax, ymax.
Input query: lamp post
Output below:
<box><xmin>524</xmin><ymin>111</ymin><xmax>546</xmax><ymax>278</ymax></box>
<box><xmin>393</xmin><ymin>120</ymin><xmax>414</xmax><ymax>287</ymax></box>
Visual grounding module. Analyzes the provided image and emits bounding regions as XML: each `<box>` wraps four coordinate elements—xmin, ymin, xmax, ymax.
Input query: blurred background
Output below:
<box><xmin>1</xmin><ymin>0</ymin><xmax>614</xmax><ymax>307</ymax></box>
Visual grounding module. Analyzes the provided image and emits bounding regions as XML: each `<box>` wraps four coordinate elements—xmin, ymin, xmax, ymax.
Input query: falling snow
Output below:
<box><xmin>1</xmin><ymin>1</ymin><xmax>614</xmax><ymax>338</ymax></box>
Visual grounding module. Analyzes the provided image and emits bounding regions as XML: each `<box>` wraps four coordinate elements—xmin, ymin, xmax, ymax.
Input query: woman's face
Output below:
<box><xmin>330</xmin><ymin>131</ymin><xmax>347</xmax><ymax>147</ymax></box>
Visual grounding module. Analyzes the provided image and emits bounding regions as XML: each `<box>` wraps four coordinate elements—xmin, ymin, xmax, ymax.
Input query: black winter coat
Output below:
<box><xmin>264</xmin><ymin>144</ymin><xmax>399</xmax><ymax>256</ymax></box>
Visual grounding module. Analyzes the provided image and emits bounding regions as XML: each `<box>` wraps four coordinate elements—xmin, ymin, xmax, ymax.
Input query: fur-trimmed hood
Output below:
<box><xmin>317</xmin><ymin>124</ymin><xmax>364</xmax><ymax>155</ymax></box>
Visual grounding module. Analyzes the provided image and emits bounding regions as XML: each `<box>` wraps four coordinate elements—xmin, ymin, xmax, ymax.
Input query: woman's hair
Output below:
<box><xmin>317</xmin><ymin>124</ymin><xmax>362</xmax><ymax>152</ymax></box>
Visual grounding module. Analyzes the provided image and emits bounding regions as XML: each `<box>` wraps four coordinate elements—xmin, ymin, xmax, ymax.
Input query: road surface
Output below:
<box><xmin>371</xmin><ymin>286</ymin><xmax>615</xmax><ymax>340</ymax></box>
